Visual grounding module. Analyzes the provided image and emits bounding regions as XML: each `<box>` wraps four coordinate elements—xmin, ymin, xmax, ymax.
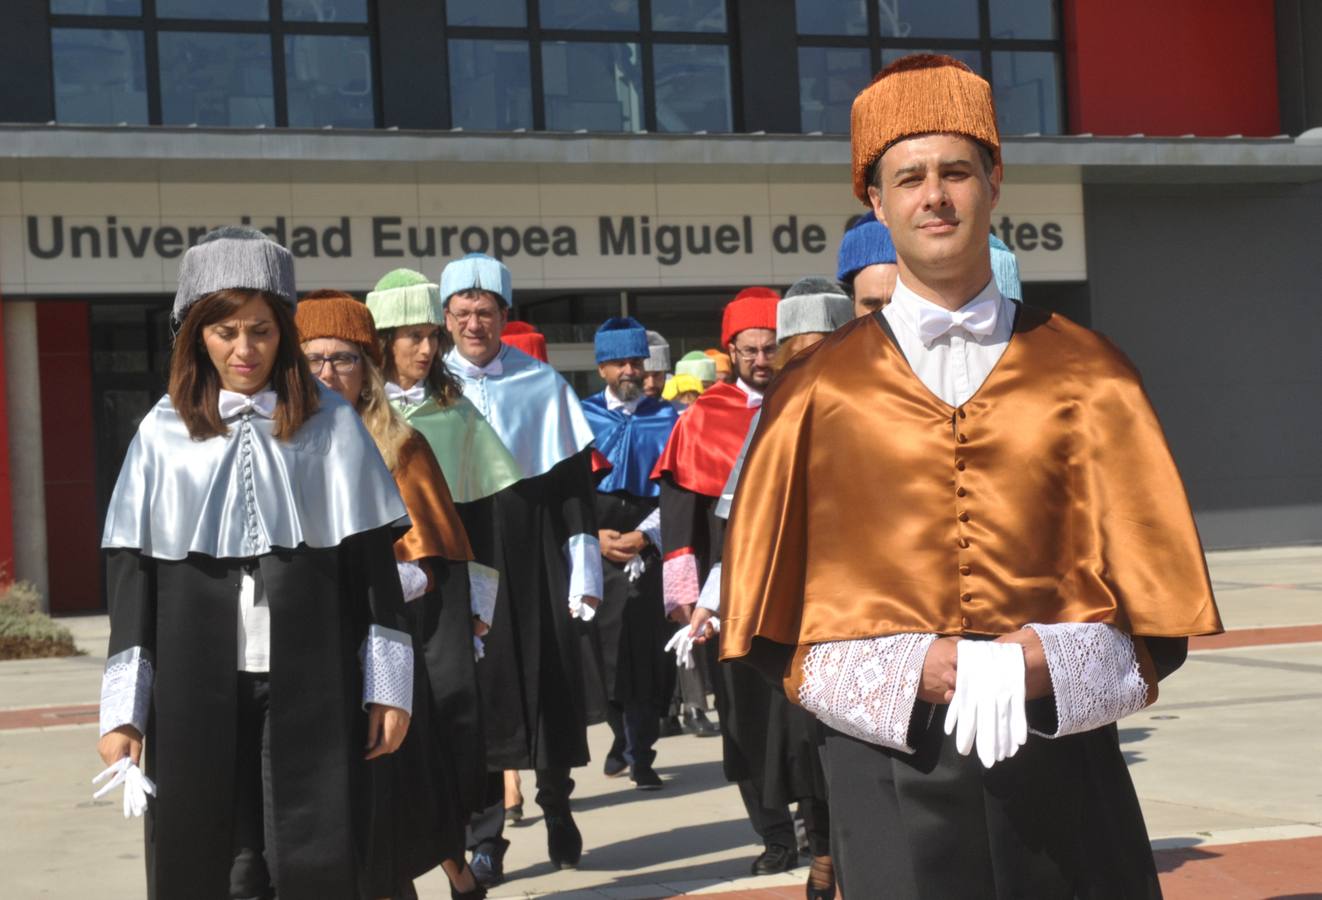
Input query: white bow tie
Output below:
<box><xmin>915</xmin><ymin>295</ymin><xmax>1000</xmax><ymax>346</ymax></box>
<box><xmin>386</xmin><ymin>382</ymin><xmax>428</xmax><ymax>406</ymax></box>
<box><xmin>451</xmin><ymin>354</ymin><xmax>504</xmax><ymax>380</ymax></box>
<box><xmin>218</xmin><ymin>389</ymin><xmax>277</xmax><ymax>420</ymax></box>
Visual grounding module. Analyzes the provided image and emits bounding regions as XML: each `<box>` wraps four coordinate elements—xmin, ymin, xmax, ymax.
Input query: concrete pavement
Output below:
<box><xmin>1</xmin><ymin>545</ymin><xmax>1319</xmax><ymax>898</ymax></box>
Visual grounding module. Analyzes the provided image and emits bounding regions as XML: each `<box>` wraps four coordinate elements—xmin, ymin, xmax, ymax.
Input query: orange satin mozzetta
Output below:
<box><xmin>720</xmin><ymin>305</ymin><xmax>1223</xmax><ymax>667</ymax></box>
<box><xmin>392</xmin><ymin>431</ymin><xmax>475</xmax><ymax>565</ymax></box>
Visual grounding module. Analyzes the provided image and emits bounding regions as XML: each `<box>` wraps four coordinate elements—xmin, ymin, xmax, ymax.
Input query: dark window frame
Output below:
<box><xmin>796</xmin><ymin>0</ymin><xmax>1066</xmax><ymax>134</ymax></box>
<box><xmin>48</xmin><ymin>0</ymin><xmax>383</xmax><ymax>128</ymax></box>
<box><xmin>443</xmin><ymin>0</ymin><xmax>742</xmax><ymax>132</ymax></box>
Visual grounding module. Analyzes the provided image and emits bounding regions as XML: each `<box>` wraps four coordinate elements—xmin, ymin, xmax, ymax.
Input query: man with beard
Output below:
<box><xmin>579</xmin><ymin>317</ymin><xmax>679</xmax><ymax>790</ymax></box>
<box><xmin>439</xmin><ymin>253</ymin><xmax>601</xmax><ymax>887</ymax></box>
<box><xmin>642</xmin><ymin>330</ymin><xmax>670</xmax><ymax>399</ymax></box>
<box><xmin>652</xmin><ymin>287</ymin><xmax>798</xmax><ymax>875</ymax></box>
<box><xmin>721</xmin><ymin>55</ymin><xmax>1222</xmax><ymax>899</ymax></box>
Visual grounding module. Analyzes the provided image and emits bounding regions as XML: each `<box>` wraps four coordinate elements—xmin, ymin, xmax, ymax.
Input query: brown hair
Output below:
<box><xmin>377</xmin><ymin>326</ymin><xmax>464</xmax><ymax>409</ymax></box>
<box><xmin>169</xmin><ymin>289</ymin><xmax>320</xmax><ymax>441</ymax></box>
<box><xmin>773</xmin><ymin>332</ymin><xmax>827</xmax><ymax>374</ymax></box>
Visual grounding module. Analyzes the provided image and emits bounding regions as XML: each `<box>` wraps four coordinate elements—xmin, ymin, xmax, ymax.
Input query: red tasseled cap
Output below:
<box><xmin>720</xmin><ymin>287</ymin><xmax>781</xmax><ymax>347</ymax></box>
<box><xmin>501</xmin><ymin>320</ymin><xmax>548</xmax><ymax>363</ymax></box>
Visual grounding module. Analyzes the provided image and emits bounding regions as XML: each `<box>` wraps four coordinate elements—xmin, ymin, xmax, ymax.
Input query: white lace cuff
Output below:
<box><xmin>100</xmin><ymin>647</ymin><xmax>153</xmax><ymax>737</ymax></box>
<box><xmin>697</xmin><ymin>562</ymin><xmax>722</xmax><ymax>613</ymax></box>
<box><xmin>636</xmin><ymin>507</ymin><xmax>662</xmax><ymax>550</ymax></box>
<box><xmin>799</xmin><ymin>633</ymin><xmax>937</xmax><ymax>753</ymax></box>
<box><xmin>1026</xmin><ymin>622</ymin><xmax>1149</xmax><ymax>738</ymax></box>
<box><xmin>662</xmin><ymin>552</ymin><xmax>701</xmax><ymax>614</ymax></box>
<box><xmin>565</xmin><ymin>533</ymin><xmax>604</xmax><ymax>609</ymax></box>
<box><xmin>397</xmin><ymin>561</ymin><xmax>429</xmax><ymax>603</ymax></box>
<box><xmin>362</xmin><ymin>625</ymin><xmax>414</xmax><ymax>716</ymax></box>
<box><xmin>468</xmin><ymin>561</ymin><xmax>499</xmax><ymax>627</ymax></box>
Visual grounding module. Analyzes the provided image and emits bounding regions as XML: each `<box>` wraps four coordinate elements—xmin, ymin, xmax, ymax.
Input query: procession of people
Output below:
<box><xmin>94</xmin><ymin>54</ymin><xmax>1221</xmax><ymax>900</ymax></box>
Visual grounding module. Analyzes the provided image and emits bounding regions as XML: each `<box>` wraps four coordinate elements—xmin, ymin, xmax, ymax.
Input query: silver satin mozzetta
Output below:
<box><xmin>103</xmin><ymin>383</ymin><xmax>407</xmax><ymax>560</ymax></box>
<box><xmin>444</xmin><ymin>344</ymin><xmax>596</xmax><ymax>480</ymax></box>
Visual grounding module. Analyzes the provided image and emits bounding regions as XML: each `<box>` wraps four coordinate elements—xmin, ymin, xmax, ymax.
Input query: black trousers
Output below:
<box><xmin>467</xmin><ymin>768</ymin><xmax>574</xmax><ymax>853</ymax></box>
<box><xmin>737</xmin><ymin>779</ymin><xmax>796</xmax><ymax>851</ymax></box>
<box><xmin>605</xmin><ymin>699</ymin><xmax>662</xmax><ymax>769</ymax></box>
<box><xmin>230</xmin><ymin>673</ymin><xmax>275</xmax><ymax>900</ymax></box>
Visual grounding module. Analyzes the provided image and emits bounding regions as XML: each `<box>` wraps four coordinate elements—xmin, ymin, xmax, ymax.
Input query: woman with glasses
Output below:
<box><xmin>96</xmin><ymin>227</ymin><xmax>413</xmax><ymax>900</ymax></box>
<box><xmin>297</xmin><ymin>289</ymin><xmax>491</xmax><ymax>900</ymax></box>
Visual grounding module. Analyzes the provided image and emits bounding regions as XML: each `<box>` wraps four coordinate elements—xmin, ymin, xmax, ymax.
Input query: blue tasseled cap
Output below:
<box><xmin>836</xmin><ymin>211</ymin><xmax>897</xmax><ymax>284</ymax></box>
<box><xmin>594</xmin><ymin>316</ymin><xmax>650</xmax><ymax>364</ymax></box>
<box><xmin>440</xmin><ymin>253</ymin><xmax>513</xmax><ymax>307</ymax></box>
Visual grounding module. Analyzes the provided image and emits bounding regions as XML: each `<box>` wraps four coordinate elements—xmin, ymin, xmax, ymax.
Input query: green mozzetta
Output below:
<box><xmin>394</xmin><ymin>394</ymin><xmax>522</xmax><ymax>503</ymax></box>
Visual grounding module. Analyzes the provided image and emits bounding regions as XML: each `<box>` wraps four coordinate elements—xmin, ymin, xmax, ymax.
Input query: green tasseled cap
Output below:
<box><xmin>365</xmin><ymin>268</ymin><xmax>444</xmax><ymax>329</ymax></box>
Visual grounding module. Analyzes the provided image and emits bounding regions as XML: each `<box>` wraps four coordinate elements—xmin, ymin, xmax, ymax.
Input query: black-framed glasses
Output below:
<box><xmin>306</xmin><ymin>352</ymin><xmax>361</xmax><ymax>374</ymax></box>
<box><xmin>733</xmin><ymin>345</ymin><xmax>776</xmax><ymax>361</ymax></box>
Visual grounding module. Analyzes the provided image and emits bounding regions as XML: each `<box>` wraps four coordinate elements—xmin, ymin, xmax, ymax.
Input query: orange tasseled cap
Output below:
<box><xmin>295</xmin><ymin>290</ymin><xmax>383</xmax><ymax>366</ymax></box>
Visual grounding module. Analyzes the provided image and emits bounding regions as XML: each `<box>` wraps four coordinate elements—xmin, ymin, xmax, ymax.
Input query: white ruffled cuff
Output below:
<box><xmin>100</xmin><ymin>647</ymin><xmax>153</xmax><ymax>737</ymax></box>
<box><xmin>662</xmin><ymin>552</ymin><xmax>701</xmax><ymax>615</ymax></box>
<box><xmin>636</xmin><ymin>507</ymin><xmax>662</xmax><ymax>550</ymax></box>
<box><xmin>397</xmin><ymin>561</ymin><xmax>429</xmax><ymax>603</ymax></box>
<box><xmin>697</xmin><ymin>562</ymin><xmax>722</xmax><ymax>613</ymax></box>
<box><xmin>565</xmin><ymin>533</ymin><xmax>604</xmax><ymax>611</ymax></box>
<box><xmin>361</xmin><ymin>625</ymin><xmax>414</xmax><ymax>716</ymax></box>
<box><xmin>1026</xmin><ymin>622</ymin><xmax>1149</xmax><ymax>738</ymax></box>
<box><xmin>468</xmin><ymin>561</ymin><xmax>499</xmax><ymax>627</ymax></box>
<box><xmin>798</xmin><ymin>633</ymin><xmax>937</xmax><ymax>753</ymax></box>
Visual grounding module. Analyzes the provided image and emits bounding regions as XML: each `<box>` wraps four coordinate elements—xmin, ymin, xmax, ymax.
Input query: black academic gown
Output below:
<box><xmin>581</xmin><ymin>491</ymin><xmax>671</xmax><ymax>723</ymax></box>
<box><xmin>105</xmin><ymin>528</ymin><xmax>411</xmax><ymax>900</ymax></box>
<box><xmin>456</xmin><ymin>449</ymin><xmax>598</xmax><ymax>771</ymax></box>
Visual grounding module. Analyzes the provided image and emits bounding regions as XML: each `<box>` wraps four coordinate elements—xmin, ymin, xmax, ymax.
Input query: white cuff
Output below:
<box><xmin>636</xmin><ymin>507</ymin><xmax>662</xmax><ymax>550</ymax></box>
<box><xmin>565</xmin><ymin>533</ymin><xmax>604</xmax><ymax>608</ymax></box>
<box><xmin>1026</xmin><ymin>623</ymin><xmax>1149</xmax><ymax>738</ymax></box>
<box><xmin>697</xmin><ymin>562</ymin><xmax>722</xmax><ymax>613</ymax></box>
<box><xmin>100</xmin><ymin>647</ymin><xmax>153</xmax><ymax>737</ymax></box>
<box><xmin>361</xmin><ymin>625</ymin><xmax>414</xmax><ymax>716</ymax></box>
<box><xmin>397</xmin><ymin>561</ymin><xmax>429</xmax><ymax>603</ymax></box>
<box><xmin>798</xmin><ymin>633</ymin><xmax>937</xmax><ymax>753</ymax></box>
<box><xmin>468</xmin><ymin>561</ymin><xmax>498</xmax><ymax>627</ymax></box>
<box><xmin>662</xmin><ymin>552</ymin><xmax>701</xmax><ymax>614</ymax></box>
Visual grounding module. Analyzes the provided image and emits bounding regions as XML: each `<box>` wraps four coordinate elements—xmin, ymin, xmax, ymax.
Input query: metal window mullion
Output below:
<box><xmin>143</xmin><ymin>0</ymin><xmax>163</xmax><ymax>124</ymax></box>
<box><xmin>978</xmin><ymin>0</ymin><xmax>992</xmax><ymax>78</ymax></box>
<box><xmin>366</xmin><ymin>0</ymin><xmax>384</xmax><ymax>128</ymax></box>
<box><xmin>270</xmin><ymin>0</ymin><xmax>288</xmax><ymax>126</ymax></box>
<box><xmin>724</xmin><ymin>0</ymin><xmax>742</xmax><ymax>131</ymax></box>
<box><xmin>640</xmin><ymin>0</ymin><xmax>656</xmax><ymax>132</ymax></box>
<box><xmin>529</xmin><ymin>0</ymin><xmax>545</xmax><ymax>130</ymax></box>
<box><xmin>866</xmin><ymin>0</ymin><xmax>882</xmax><ymax>73</ymax></box>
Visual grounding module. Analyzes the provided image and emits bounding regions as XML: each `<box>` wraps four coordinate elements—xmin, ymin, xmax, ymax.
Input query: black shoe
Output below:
<box><xmin>658</xmin><ymin>714</ymin><xmax>685</xmax><ymax>737</ymax></box>
<box><xmin>469</xmin><ymin>840</ymin><xmax>508</xmax><ymax>888</ymax></box>
<box><xmin>449</xmin><ymin>869</ymin><xmax>488</xmax><ymax>900</ymax></box>
<box><xmin>504</xmin><ymin>802</ymin><xmax>523</xmax><ymax>825</ymax></box>
<box><xmin>683</xmin><ymin>709</ymin><xmax>720</xmax><ymax>737</ymax></box>
<box><xmin>545</xmin><ymin>812</ymin><xmax>583</xmax><ymax>869</ymax></box>
<box><xmin>630</xmin><ymin>765</ymin><xmax>663</xmax><ymax>791</ymax></box>
<box><xmin>751</xmin><ymin>843</ymin><xmax>797</xmax><ymax>876</ymax></box>
<box><xmin>602</xmin><ymin>755</ymin><xmax>629</xmax><ymax>778</ymax></box>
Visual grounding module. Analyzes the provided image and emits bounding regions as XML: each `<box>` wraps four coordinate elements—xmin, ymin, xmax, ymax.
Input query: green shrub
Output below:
<box><xmin>0</xmin><ymin>580</ymin><xmax>78</xmax><ymax>659</ymax></box>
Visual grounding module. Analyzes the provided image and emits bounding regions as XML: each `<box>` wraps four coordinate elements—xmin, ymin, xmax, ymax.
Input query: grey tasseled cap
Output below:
<box><xmin>645</xmin><ymin>329</ymin><xmax>671</xmax><ymax>373</ymax></box>
<box><xmin>172</xmin><ymin>226</ymin><xmax>296</xmax><ymax>324</ymax></box>
<box><xmin>777</xmin><ymin>276</ymin><xmax>852</xmax><ymax>342</ymax></box>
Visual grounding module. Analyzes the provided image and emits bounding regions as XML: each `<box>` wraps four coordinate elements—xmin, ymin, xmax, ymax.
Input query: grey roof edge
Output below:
<box><xmin>2</xmin><ymin>124</ymin><xmax>1321</xmax><ymax>171</ymax></box>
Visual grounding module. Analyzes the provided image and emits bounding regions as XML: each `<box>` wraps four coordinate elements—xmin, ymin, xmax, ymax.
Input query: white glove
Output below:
<box><xmin>624</xmin><ymin>555</ymin><xmax>646</xmax><ymax>582</ymax></box>
<box><xmin>664</xmin><ymin>626</ymin><xmax>697</xmax><ymax>669</ymax></box>
<box><xmin>569</xmin><ymin>597</ymin><xmax>597</xmax><ymax>622</ymax></box>
<box><xmin>945</xmin><ymin>641</ymin><xmax>1029</xmax><ymax>768</ymax></box>
<box><xmin>473</xmin><ymin>634</ymin><xmax>485</xmax><ymax>662</ymax></box>
<box><xmin>92</xmin><ymin>757</ymin><xmax>156</xmax><ymax>818</ymax></box>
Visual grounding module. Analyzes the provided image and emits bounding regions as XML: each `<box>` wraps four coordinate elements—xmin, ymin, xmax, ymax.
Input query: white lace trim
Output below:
<box><xmin>565</xmin><ymin>533</ymin><xmax>604</xmax><ymax>608</ymax></box>
<box><xmin>662</xmin><ymin>552</ymin><xmax>701</xmax><ymax>614</ymax></box>
<box><xmin>798</xmin><ymin>633</ymin><xmax>936</xmax><ymax>753</ymax></box>
<box><xmin>397</xmin><ymin>561</ymin><xmax>429</xmax><ymax>603</ymax></box>
<box><xmin>362</xmin><ymin>625</ymin><xmax>414</xmax><ymax>715</ymax></box>
<box><xmin>636</xmin><ymin>507</ymin><xmax>662</xmax><ymax>551</ymax></box>
<box><xmin>697</xmin><ymin>562</ymin><xmax>722</xmax><ymax>613</ymax></box>
<box><xmin>100</xmin><ymin>647</ymin><xmax>153</xmax><ymax>737</ymax></box>
<box><xmin>1026</xmin><ymin>622</ymin><xmax>1150</xmax><ymax>738</ymax></box>
<box><xmin>468</xmin><ymin>561</ymin><xmax>499</xmax><ymax>627</ymax></box>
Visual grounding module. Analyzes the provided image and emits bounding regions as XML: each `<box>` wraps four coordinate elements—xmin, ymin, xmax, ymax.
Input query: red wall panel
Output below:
<box><xmin>1064</xmin><ymin>0</ymin><xmax>1280</xmax><ymax>136</ymax></box>
<box><xmin>36</xmin><ymin>301</ymin><xmax>101</xmax><ymax>613</ymax></box>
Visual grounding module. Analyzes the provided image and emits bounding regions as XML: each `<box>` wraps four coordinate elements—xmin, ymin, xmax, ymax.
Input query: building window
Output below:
<box><xmin>445</xmin><ymin>0</ymin><xmax>735</xmax><ymax>133</ymax></box>
<box><xmin>795</xmin><ymin>0</ymin><xmax>1063</xmax><ymax>135</ymax></box>
<box><xmin>48</xmin><ymin>0</ymin><xmax>378</xmax><ymax>128</ymax></box>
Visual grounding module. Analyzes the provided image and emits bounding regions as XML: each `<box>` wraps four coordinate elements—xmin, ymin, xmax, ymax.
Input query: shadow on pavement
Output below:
<box><xmin>1153</xmin><ymin>844</ymin><xmax>1220</xmax><ymax>874</ymax></box>
<box><xmin>570</xmin><ymin>758</ymin><xmax>731</xmax><ymax>813</ymax></box>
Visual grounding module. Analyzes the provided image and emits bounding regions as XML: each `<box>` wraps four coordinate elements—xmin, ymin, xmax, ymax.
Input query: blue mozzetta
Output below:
<box><xmin>580</xmin><ymin>394</ymin><xmax>679</xmax><ymax>498</ymax></box>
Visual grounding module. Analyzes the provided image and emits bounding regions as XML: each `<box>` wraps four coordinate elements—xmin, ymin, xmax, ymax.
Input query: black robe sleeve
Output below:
<box><xmin>100</xmin><ymin>549</ymin><xmax>158</xmax><ymax>736</ymax></box>
<box><xmin>552</xmin><ymin>448</ymin><xmax>603</xmax><ymax>607</ymax></box>
<box><xmin>351</xmin><ymin>526</ymin><xmax>416</xmax><ymax>714</ymax></box>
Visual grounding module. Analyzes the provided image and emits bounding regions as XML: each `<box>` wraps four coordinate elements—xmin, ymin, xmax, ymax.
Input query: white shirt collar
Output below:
<box><xmin>887</xmin><ymin>276</ymin><xmax>1005</xmax><ymax>348</ymax></box>
<box><xmin>604</xmin><ymin>387</ymin><xmax>643</xmax><ymax>415</ymax></box>
<box><xmin>218</xmin><ymin>387</ymin><xmax>277</xmax><ymax>420</ymax></box>
<box><xmin>735</xmin><ymin>378</ymin><xmax>764</xmax><ymax>409</ymax></box>
<box><xmin>447</xmin><ymin>346</ymin><xmax>504</xmax><ymax>379</ymax></box>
